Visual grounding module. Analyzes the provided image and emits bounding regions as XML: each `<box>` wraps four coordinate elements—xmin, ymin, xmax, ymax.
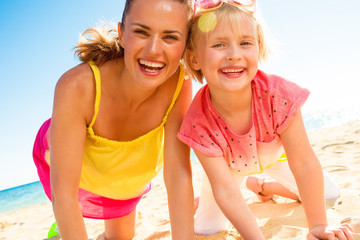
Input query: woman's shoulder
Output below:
<box><xmin>53</xmin><ymin>62</ymin><xmax>97</xmax><ymax>122</ymax></box>
<box><xmin>56</xmin><ymin>62</ymin><xmax>94</xmax><ymax>93</ymax></box>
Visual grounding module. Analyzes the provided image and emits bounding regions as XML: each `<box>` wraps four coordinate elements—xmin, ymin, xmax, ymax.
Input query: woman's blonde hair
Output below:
<box><xmin>74</xmin><ymin>0</ymin><xmax>193</xmax><ymax>66</ymax></box>
<box><xmin>185</xmin><ymin>3</ymin><xmax>269</xmax><ymax>83</ymax></box>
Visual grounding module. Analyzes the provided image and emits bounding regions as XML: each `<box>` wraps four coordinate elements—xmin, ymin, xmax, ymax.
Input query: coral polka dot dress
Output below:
<box><xmin>178</xmin><ymin>70</ymin><xmax>310</xmax><ymax>175</ymax></box>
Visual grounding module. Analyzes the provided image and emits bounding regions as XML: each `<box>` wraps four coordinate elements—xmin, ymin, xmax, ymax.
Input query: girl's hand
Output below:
<box><xmin>307</xmin><ymin>224</ymin><xmax>354</xmax><ymax>240</ymax></box>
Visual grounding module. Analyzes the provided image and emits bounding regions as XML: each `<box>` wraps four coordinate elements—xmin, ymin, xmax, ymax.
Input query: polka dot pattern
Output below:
<box><xmin>178</xmin><ymin>70</ymin><xmax>310</xmax><ymax>176</ymax></box>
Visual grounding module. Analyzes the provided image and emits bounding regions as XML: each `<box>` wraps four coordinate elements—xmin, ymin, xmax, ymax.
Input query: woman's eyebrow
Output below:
<box><xmin>131</xmin><ymin>23</ymin><xmax>183</xmax><ymax>36</ymax></box>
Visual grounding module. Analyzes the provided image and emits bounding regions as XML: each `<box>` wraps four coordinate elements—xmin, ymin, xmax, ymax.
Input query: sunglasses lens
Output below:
<box><xmin>233</xmin><ymin>0</ymin><xmax>254</xmax><ymax>6</ymax></box>
<box><xmin>198</xmin><ymin>0</ymin><xmax>222</xmax><ymax>9</ymax></box>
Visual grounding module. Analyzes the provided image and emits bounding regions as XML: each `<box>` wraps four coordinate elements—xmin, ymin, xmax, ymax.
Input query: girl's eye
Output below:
<box><xmin>240</xmin><ymin>41</ymin><xmax>252</xmax><ymax>46</ymax></box>
<box><xmin>212</xmin><ymin>43</ymin><xmax>224</xmax><ymax>48</ymax></box>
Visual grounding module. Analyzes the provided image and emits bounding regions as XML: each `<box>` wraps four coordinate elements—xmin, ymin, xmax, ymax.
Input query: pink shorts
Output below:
<box><xmin>32</xmin><ymin>119</ymin><xmax>150</xmax><ymax>219</ymax></box>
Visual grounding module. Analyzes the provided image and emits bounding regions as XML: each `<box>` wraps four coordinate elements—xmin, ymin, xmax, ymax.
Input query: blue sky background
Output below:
<box><xmin>0</xmin><ymin>0</ymin><xmax>359</xmax><ymax>190</ymax></box>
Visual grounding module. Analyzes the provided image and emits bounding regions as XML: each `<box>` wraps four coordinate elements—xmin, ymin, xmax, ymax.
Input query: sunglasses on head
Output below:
<box><xmin>193</xmin><ymin>0</ymin><xmax>256</xmax><ymax>20</ymax></box>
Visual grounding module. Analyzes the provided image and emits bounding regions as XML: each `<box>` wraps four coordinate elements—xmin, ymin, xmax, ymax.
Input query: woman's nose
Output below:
<box><xmin>146</xmin><ymin>37</ymin><xmax>163</xmax><ymax>56</ymax></box>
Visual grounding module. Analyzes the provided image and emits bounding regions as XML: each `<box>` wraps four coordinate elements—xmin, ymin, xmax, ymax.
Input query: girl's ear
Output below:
<box><xmin>187</xmin><ymin>50</ymin><xmax>200</xmax><ymax>70</ymax></box>
<box><xmin>118</xmin><ymin>22</ymin><xmax>125</xmax><ymax>48</ymax></box>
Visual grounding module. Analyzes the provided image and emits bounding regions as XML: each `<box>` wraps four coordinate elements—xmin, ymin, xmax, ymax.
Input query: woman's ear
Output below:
<box><xmin>118</xmin><ymin>22</ymin><xmax>125</xmax><ymax>48</ymax></box>
<box><xmin>186</xmin><ymin>49</ymin><xmax>200</xmax><ymax>70</ymax></box>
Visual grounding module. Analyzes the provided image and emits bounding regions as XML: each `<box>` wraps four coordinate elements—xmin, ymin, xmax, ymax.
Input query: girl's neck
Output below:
<box><xmin>209</xmin><ymin>83</ymin><xmax>253</xmax><ymax>135</ymax></box>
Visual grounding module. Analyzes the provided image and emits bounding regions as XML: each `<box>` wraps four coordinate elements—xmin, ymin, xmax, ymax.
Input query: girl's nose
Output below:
<box><xmin>227</xmin><ymin>45</ymin><xmax>242</xmax><ymax>62</ymax></box>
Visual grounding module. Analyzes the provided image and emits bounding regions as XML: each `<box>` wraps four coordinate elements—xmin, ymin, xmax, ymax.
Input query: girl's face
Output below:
<box><xmin>190</xmin><ymin>16</ymin><xmax>259</xmax><ymax>93</ymax></box>
<box><xmin>119</xmin><ymin>0</ymin><xmax>189</xmax><ymax>89</ymax></box>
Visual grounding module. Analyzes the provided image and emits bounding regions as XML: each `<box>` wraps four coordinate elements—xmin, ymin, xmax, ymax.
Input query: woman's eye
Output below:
<box><xmin>164</xmin><ymin>35</ymin><xmax>179</xmax><ymax>41</ymax></box>
<box><xmin>134</xmin><ymin>29</ymin><xmax>149</xmax><ymax>36</ymax></box>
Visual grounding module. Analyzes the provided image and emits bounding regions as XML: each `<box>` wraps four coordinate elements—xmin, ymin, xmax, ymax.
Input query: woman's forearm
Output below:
<box><xmin>52</xmin><ymin>197</ymin><xmax>88</xmax><ymax>240</ymax></box>
<box><xmin>165</xmin><ymin>171</ymin><xmax>194</xmax><ymax>240</ymax></box>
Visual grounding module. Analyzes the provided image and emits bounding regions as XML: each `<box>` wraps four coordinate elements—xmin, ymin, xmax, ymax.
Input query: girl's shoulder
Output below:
<box><xmin>253</xmin><ymin>70</ymin><xmax>309</xmax><ymax>103</ymax></box>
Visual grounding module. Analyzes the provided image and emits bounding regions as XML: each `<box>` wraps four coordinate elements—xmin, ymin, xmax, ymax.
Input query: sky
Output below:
<box><xmin>0</xmin><ymin>0</ymin><xmax>359</xmax><ymax>191</ymax></box>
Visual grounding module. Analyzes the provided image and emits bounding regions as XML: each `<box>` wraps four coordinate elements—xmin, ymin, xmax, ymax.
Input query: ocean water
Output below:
<box><xmin>0</xmin><ymin>107</ymin><xmax>359</xmax><ymax>214</ymax></box>
<box><xmin>0</xmin><ymin>181</ymin><xmax>48</xmax><ymax>214</ymax></box>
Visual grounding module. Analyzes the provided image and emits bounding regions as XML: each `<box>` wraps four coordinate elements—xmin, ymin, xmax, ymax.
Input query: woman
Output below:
<box><xmin>33</xmin><ymin>0</ymin><xmax>194</xmax><ymax>239</ymax></box>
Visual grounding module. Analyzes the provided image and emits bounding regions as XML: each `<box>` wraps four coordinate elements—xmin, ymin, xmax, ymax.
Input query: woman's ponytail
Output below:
<box><xmin>74</xmin><ymin>24</ymin><xmax>123</xmax><ymax>66</ymax></box>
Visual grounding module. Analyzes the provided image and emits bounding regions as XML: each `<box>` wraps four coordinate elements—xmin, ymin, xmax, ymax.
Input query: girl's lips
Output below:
<box><xmin>219</xmin><ymin>67</ymin><xmax>245</xmax><ymax>78</ymax></box>
<box><xmin>138</xmin><ymin>59</ymin><xmax>166</xmax><ymax>76</ymax></box>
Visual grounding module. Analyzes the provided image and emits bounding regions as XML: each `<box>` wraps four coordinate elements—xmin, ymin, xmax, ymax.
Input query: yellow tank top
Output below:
<box><xmin>79</xmin><ymin>61</ymin><xmax>185</xmax><ymax>200</ymax></box>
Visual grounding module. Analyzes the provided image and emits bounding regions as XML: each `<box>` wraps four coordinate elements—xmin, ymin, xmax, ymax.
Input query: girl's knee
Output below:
<box><xmin>323</xmin><ymin>172</ymin><xmax>341</xmax><ymax>200</ymax></box>
<box><xmin>194</xmin><ymin>213</ymin><xmax>228</xmax><ymax>235</ymax></box>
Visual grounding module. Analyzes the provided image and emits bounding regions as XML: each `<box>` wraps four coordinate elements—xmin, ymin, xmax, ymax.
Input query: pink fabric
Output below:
<box><xmin>32</xmin><ymin>119</ymin><xmax>150</xmax><ymax>219</ymax></box>
<box><xmin>178</xmin><ymin>70</ymin><xmax>310</xmax><ymax>175</ymax></box>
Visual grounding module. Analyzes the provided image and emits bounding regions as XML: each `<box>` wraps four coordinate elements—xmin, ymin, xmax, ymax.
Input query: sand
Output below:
<box><xmin>1</xmin><ymin>120</ymin><xmax>359</xmax><ymax>240</ymax></box>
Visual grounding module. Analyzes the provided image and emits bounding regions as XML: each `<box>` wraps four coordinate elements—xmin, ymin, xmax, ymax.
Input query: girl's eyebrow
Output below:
<box><xmin>130</xmin><ymin>23</ymin><xmax>183</xmax><ymax>36</ymax></box>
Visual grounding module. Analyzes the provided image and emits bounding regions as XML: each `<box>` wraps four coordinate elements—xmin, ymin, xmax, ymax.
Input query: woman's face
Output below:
<box><xmin>119</xmin><ymin>0</ymin><xmax>189</xmax><ymax>89</ymax></box>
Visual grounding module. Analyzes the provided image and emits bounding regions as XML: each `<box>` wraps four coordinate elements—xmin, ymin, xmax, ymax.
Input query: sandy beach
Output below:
<box><xmin>1</xmin><ymin>120</ymin><xmax>359</xmax><ymax>240</ymax></box>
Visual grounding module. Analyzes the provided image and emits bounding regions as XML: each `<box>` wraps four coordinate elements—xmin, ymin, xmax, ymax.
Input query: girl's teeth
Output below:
<box><xmin>222</xmin><ymin>69</ymin><xmax>243</xmax><ymax>73</ymax></box>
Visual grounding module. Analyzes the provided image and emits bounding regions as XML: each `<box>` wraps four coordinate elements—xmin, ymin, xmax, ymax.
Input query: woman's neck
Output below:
<box><xmin>106</xmin><ymin>59</ymin><xmax>160</xmax><ymax>111</ymax></box>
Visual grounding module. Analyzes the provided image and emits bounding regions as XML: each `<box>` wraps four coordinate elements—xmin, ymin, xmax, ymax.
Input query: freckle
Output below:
<box><xmin>232</xmin><ymin>161</ymin><xmax>235</xmax><ymax>163</ymax></box>
<box><xmin>238</xmin><ymin>170</ymin><xmax>241</xmax><ymax>172</ymax></box>
<box><xmin>238</xmin><ymin>141</ymin><xmax>240</xmax><ymax>143</ymax></box>
<box><xmin>253</xmin><ymin>156</ymin><xmax>255</xmax><ymax>158</ymax></box>
<box><xmin>250</xmin><ymin>144</ymin><xmax>252</xmax><ymax>146</ymax></box>
<box><xmin>239</xmin><ymin>155</ymin><xmax>242</xmax><ymax>158</ymax></box>
<box><xmin>255</xmin><ymin>162</ymin><xmax>257</xmax><ymax>164</ymax></box>
<box><xmin>212</xmin><ymin>143</ymin><xmax>214</xmax><ymax>145</ymax></box>
<box><xmin>249</xmin><ymin>135</ymin><xmax>251</xmax><ymax>137</ymax></box>
<box><xmin>245</xmin><ymin>164</ymin><xmax>247</xmax><ymax>166</ymax></box>
<box><xmin>273</xmin><ymin>132</ymin><xmax>275</xmax><ymax>134</ymax></box>
<box><xmin>285</xmin><ymin>116</ymin><xmax>288</xmax><ymax>118</ymax></box>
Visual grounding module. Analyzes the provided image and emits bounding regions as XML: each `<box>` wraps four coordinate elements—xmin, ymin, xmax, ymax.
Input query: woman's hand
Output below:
<box><xmin>307</xmin><ymin>224</ymin><xmax>354</xmax><ymax>240</ymax></box>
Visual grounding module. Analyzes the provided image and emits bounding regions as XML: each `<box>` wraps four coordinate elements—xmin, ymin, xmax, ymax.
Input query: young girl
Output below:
<box><xmin>178</xmin><ymin>1</ymin><xmax>354</xmax><ymax>239</ymax></box>
<box><xmin>32</xmin><ymin>0</ymin><xmax>195</xmax><ymax>239</ymax></box>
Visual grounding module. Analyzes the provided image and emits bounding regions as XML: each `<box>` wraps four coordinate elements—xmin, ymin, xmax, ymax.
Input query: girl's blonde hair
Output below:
<box><xmin>185</xmin><ymin>3</ymin><xmax>269</xmax><ymax>83</ymax></box>
<box><xmin>74</xmin><ymin>0</ymin><xmax>193</xmax><ymax>66</ymax></box>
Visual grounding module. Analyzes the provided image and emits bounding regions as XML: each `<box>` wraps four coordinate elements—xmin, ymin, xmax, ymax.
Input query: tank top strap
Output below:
<box><xmin>87</xmin><ymin>61</ymin><xmax>101</xmax><ymax>129</ymax></box>
<box><xmin>161</xmin><ymin>62</ymin><xmax>186</xmax><ymax>125</ymax></box>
